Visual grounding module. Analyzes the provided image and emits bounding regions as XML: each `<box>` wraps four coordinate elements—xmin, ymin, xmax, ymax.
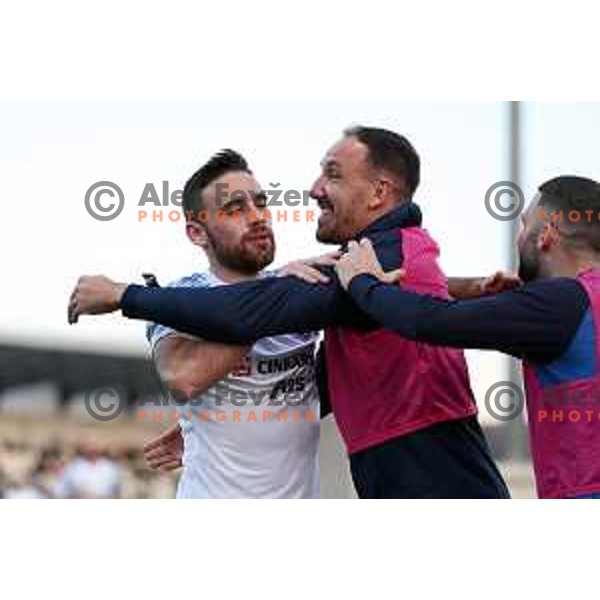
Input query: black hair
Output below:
<box><xmin>182</xmin><ymin>149</ymin><xmax>252</xmax><ymax>218</ymax></box>
<box><xmin>538</xmin><ymin>175</ymin><xmax>600</xmax><ymax>253</ymax></box>
<box><xmin>344</xmin><ymin>125</ymin><xmax>420</xmax><ymax>197</ymax></box>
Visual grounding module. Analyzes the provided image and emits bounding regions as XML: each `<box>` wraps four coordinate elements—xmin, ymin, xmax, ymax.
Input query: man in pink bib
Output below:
<box><xmin>336</xmin><ymin>176</ymin><xmax>600</xmax><ymax>499</ymax></box>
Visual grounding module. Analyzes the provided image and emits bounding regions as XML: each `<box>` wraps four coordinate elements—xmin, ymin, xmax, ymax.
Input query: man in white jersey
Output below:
<box><xmin>142</xmin><ymin>150</ymin><xmax>327</xmax><ymax>498</ymax></box>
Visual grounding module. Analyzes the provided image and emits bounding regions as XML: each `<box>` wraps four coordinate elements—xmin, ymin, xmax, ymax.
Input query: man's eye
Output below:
<box><xmin>254</xmin><ymin>195</ymin><xmax>268</xmax><ymax>208</ymax></box>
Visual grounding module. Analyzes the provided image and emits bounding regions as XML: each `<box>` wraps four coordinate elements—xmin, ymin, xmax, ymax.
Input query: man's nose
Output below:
<box><xmin>249</xmin><ymin>203</ymin><xmax>269</xmax><ymax>225</ymax></box>
<box><xmin>310</xmin><ymin>177</ymin><xmax>325</xmax><ymax>199</ymax></box>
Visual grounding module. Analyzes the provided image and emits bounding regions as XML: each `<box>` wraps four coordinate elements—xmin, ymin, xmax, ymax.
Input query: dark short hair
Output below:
<box><xmin>538</xmin><ymin>175</ymin><xmax>600</xmax><ymax>253</ymax></box>
<box><xmin>344</xmin><ymin>125</ymin><xmax>420</xmax><ymax>197</ymax></box>
<box><xmin>183</xmin><ymin>149</ymin><xmax>252</xmax><ymax>217</ymax></box>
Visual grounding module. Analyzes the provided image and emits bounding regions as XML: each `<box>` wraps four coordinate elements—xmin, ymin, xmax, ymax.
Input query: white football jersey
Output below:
<box><xmin>147</xmin><ymin>271</ymin><xmax>320</xmax><ymax>499</ymax></box>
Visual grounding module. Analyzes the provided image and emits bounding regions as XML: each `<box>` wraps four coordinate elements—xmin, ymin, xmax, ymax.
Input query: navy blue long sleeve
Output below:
<box><xmin>347</xmin><ymin>274</ymin><xmax>590</xmax><ymax>364</ymax></box>
<box><xmin>121</xmin><ymin>268</ymin><xmax>368</xmax><ymax>345</ymax></box>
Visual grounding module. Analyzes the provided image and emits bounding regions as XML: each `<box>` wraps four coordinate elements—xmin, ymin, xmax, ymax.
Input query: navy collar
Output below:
<box><xmin>356</xmin><ymin>200</ymin><xmax>423</xmax><ymax>240</ymax></box>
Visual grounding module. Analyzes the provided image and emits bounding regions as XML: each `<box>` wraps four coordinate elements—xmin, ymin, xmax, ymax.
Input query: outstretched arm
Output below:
<box><xmin>337</xmin><ymin>239</ymin><xmax>589</xmax><ymax>363</ymax></box>
<box><xmin>68</xmin><ymin>270</ymin><xmax>358</xmax><ymax>343</ymax></box>
<box><xmin>448</xmin><ymin>273</ymin><xmax>522</xmax><ymax>299</ymax></box>
<box><xmin>120</xmin><ymin>271</ymin><xmax>353</xmax><ymax>343</ymax></box>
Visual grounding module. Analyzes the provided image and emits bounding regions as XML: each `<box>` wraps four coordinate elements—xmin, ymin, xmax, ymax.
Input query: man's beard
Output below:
<box><xmin>316</xmin><ymin>209</ymin><xmax>353</xmax><ymax>245</ymax></box>
<box><xmin>518</xmin><ymin>234</ymin><xmax>541</xmax><ymax>283</ymax></box>
<box><xmin>207</xmin><ymin>228</ymin><xmax>275</xmax><ymax>275</ymax></box>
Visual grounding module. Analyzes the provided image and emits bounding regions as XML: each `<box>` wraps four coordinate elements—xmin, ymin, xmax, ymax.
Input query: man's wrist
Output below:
<box><xmin>114</xmin><ymin>283</ymin><xmax>129</xmax><ymax>308</ymax></box>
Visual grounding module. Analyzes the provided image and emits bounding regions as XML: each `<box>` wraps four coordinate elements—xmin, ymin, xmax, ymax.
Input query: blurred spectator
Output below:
<box><xmin>0</xmin><ymin>437</ymin><xmax>177</xmax><ymax>499</ymax></box>
<box><xmin>3</xmin><ymin>472</ymin><xmax>48</xmax><ymax>499</ymax></box>
<box><xmin>34</xmin><ymin>446</ymin><xmax>65</xmax><ymax>498</ymax></box>
<box><xmin>56</xmin><ymin>437</ymin><xmax>122</xmax><ymax>498</ymax></box>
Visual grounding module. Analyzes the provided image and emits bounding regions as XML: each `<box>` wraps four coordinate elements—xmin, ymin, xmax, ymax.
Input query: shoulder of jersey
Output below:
<box><xmin>169</xmin><ymin>269</ymin><xmax>278</xmax><ymax>288</ymax></box>
<box><xmin>166</xmin><ymin>272</ymin><xmax>213</xmax><ymax>289</ymax></box>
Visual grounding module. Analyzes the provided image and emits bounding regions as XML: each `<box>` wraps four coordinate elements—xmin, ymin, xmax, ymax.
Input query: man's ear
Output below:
<box><xmin>186</xmin><ymin>220</ymin><xmax>209</xmax><ymax>249</ymax></box>
<box><xmin>368</xmin><ymin>178</ymin><xmax>393</xmax><ymax>211</ymax></box>
<box><xmin>537</xmin><ymin>221</ymin><xmax>560</xmax><ymax>252</ymax></box>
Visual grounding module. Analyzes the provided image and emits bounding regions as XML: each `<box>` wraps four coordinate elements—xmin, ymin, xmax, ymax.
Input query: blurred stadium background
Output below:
<box><xmin>2</xmin><ymin>101</ymin><xmax>599</xmax><ymax>498</ymax></box>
